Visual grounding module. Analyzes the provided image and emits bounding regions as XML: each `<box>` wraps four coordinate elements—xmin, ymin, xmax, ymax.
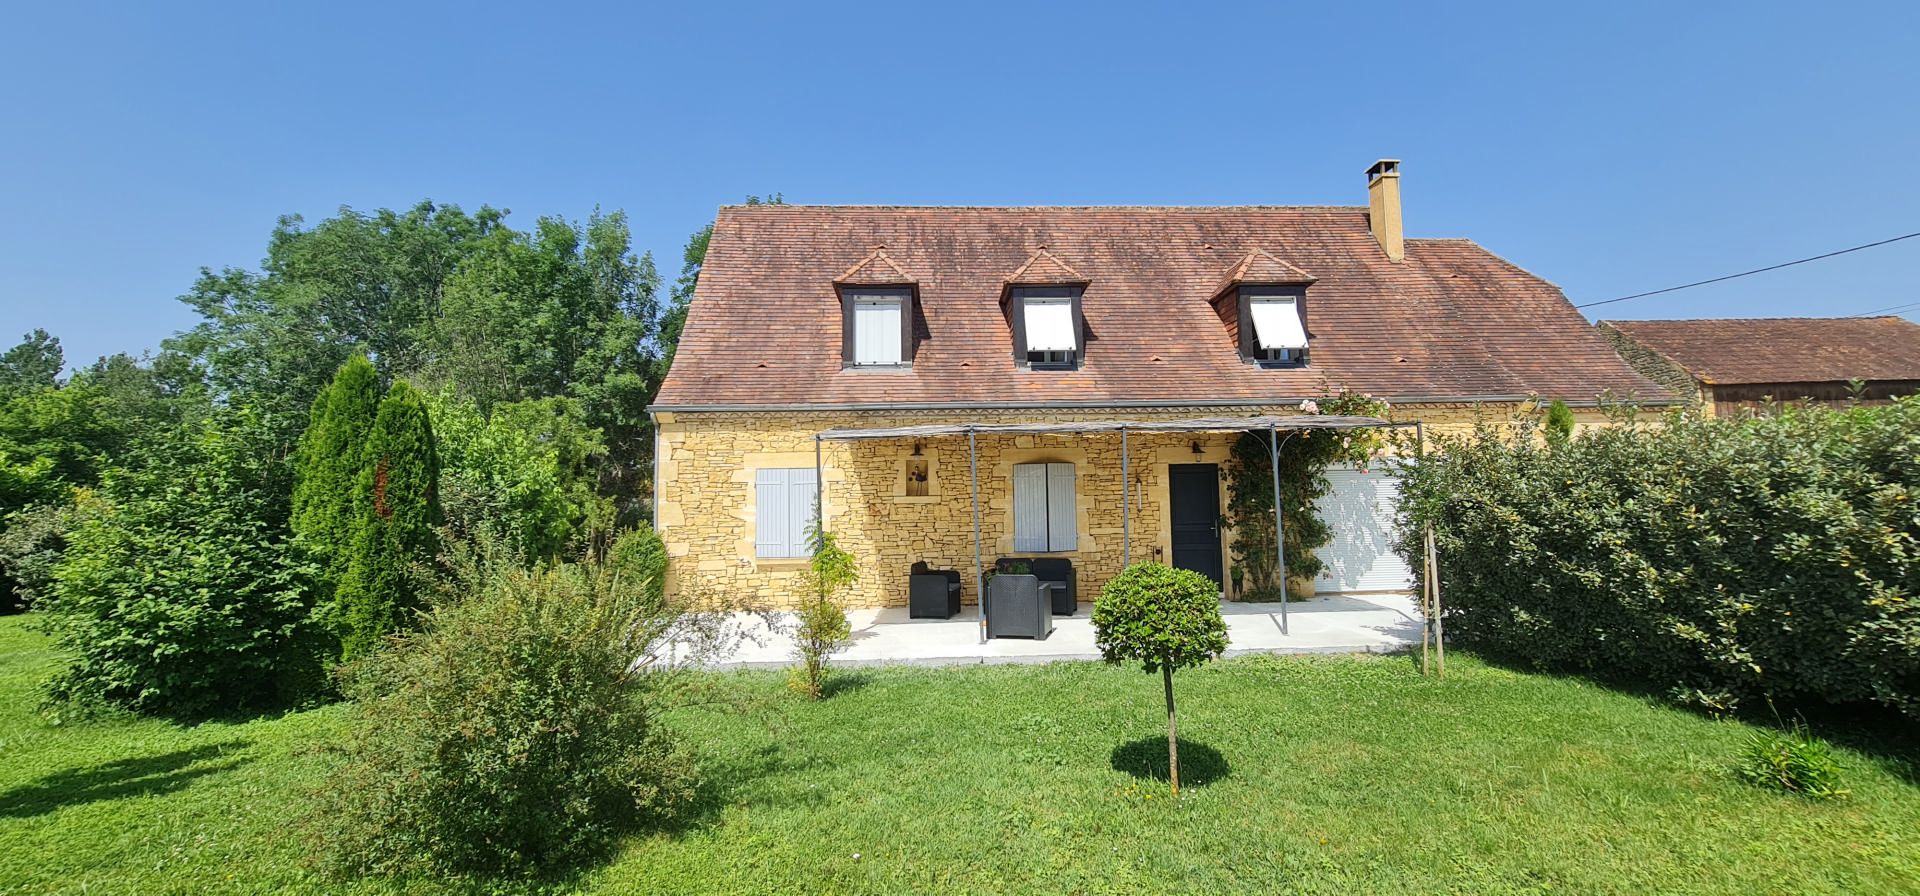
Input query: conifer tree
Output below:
<box><xmin>292</xmin><ymin>356</ymin><xmax>381</xmax><ymax>594</ymax></box>
<box><xmin>337</xmin><ymin>379</ymin><xmax>442</xmax><ymax>660</ymax></box>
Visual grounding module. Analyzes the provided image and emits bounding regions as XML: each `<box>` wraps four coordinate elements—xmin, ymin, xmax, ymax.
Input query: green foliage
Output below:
<box><xmin>1736</xmin><ymin>724</ymin><xmax>1849</xmax><ymax>800</ymax></box>
<box><xmin>290</xmin><ymin>356</ymin><xmax>379</xmax><ymax>592</ymax></box>
<box><xmin>1093</xmin><ymin>562</ymin><xmax>1229</xmax><ymax>674</ymax></box>
<box><xmin>0</xmin><ymin>501</ymin><xmax>77</xmax><ymax>612</ymax></box>
<box><xmin>311</xmin><ymin>541</ymin><xmax>697</xmax><ymax>878</ymax></box>
<box><xmin>335</xmin><ymin>379</ymin><xmax>443</xmax><ymax>661</ymax></box>
<box><xmin>608</xmin><ymin>525</ymin><xmax>669</xmax><ymax>610</ymax></box>
<box><xmin>1397</xmin><ymin>398</ymin><xmax>1920</xmax><ymax>717</ymax></box>
<box><xmin>39</xmin><ymin>410</ymin><xmax>321</xmax><ymax>718</ymax></box>
<box><xmin>791</xmin><ymin>526</ymin><xmax>854</xmax><ymax>699</ymax></box>
<box><xmin>1544</xmin><ymin>398</ymin><xmax>1577</xmax><ymax>446</ymax></box>
<box><xmin>1224</xmin><ymin>391</ymin><xmax>1393</xmax><ymax>595</ymax></box>
<box><xmin>0</xmin><ymin>328</ymin><xmax>64</xmax><ymax>397</ymax></box>
<box><xmin>429</xmin><ymin>390</ymin><xmax>610</xmax><ymax>565</ymax></box>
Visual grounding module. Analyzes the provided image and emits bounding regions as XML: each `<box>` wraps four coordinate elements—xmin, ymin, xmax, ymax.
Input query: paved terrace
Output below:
<box><xmin>706</xmin><ymin>593</ymin><xmax>1420</xmax><ymax>669</ymax></box>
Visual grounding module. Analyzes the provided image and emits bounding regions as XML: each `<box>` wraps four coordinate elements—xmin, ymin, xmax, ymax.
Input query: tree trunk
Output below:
<box><xmin>1163</xmin><ymin>665</ymin><xmax>1180</xmax><ymax>798</ymax></box>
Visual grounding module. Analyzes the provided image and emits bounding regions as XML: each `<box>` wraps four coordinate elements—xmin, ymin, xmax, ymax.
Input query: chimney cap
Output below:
<box><xmin>1367</xmin><ymin>159</ymin><xmax>1401</xmax><ymax>182</ymax></box>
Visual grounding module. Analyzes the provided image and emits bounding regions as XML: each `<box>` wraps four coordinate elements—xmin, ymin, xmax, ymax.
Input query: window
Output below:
<box><xmin>1011</xmin><ymin>462</ymin><xmax>1076</xmax><ymax>552</ymax></box>
<box><xmin>1015</xmin><ymin>288</ymin><xmax>1081</xmax><ymax>369</ymax></box>
<box><xmin>1245</xmin><ymin>291</ymin><xmax>1309</xmax><ymax>368</ymax></box>
<box><xmin>754</xmin><ymin>467</ymin><xmax>819</xmax><ymax>558</ymax></box>
<box><xmin>843</xmin><ymin>289</ymin><xmax>911</xmax><ymax>368</ymax></box>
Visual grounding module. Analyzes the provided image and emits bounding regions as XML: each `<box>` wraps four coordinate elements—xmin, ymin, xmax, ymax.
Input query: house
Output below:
<box><xmin>650</xmin><ymin>161</ymin><xmax>1666</xmax><ymax>611</ymax></box>
<box><xmin>1598</xmin><ymin>316</ymin><xmax>1920</xmax><ymax>417</ymax></box>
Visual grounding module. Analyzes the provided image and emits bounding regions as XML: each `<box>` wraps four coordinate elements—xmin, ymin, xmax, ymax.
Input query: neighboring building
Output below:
<box><xmin>1598</xmin><ymin>316</ymin><xmax>1920</xmax><ymax>417</ymax></box>
<box><xmin>650</xmin><ymin>161</ymin><xmax>1667</xmax><ymax>610</ymax></box>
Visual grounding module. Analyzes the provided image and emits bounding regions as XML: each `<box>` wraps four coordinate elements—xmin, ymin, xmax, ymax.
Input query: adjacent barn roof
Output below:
<box><xmin>654</xmin><ymin>205</ymin><xmax>1668</xmax><ymax>410</ymax></box>
<box><xmin>1600</xmin><ymin>316</ymin><xmax>1920</xmax><ymax>385</ymax></box>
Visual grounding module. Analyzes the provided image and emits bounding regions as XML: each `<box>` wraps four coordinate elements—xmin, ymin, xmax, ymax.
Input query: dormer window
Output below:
<box><xmin>1247</xmin><ymin>292</ymin><xmax>1309</xmax><ymax>368</ymax></box>
<box><xmin>1019</xmin><ymin>291</ymin><xmax>1080</xmax><ymax>369</ymax></box>
<box><xmin>841</xmin><ymin>287</ymin><xmax>913</xmax><ymax>368</ymax></box>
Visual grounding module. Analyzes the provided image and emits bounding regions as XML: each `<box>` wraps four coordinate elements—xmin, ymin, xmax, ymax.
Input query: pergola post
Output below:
<box><xmin>1269</xmin><ymin>422</ymin><xmax>1288</xmax><ymax>635</ymax></box>
<box><xmin>970</xmin><ymin>427</ymin><xmax>985</xmax><ymax>645</ymax></box>
<box><xmin>813</xmin><ymin>435</ymin><xmax>824</xmax><ymax>543</ymax></box>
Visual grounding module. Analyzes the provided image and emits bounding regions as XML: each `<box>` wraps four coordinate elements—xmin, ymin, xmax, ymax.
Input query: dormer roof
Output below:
<box><xmin>1003</xmin><ymin>248</ymin><xmax>1089</xmax><ymax>288</ymax></box>
<box><xmin>1214</xmin><ymin>249</ymin><xmax>1317</xmax><ymax>296</ymax></box>
<box><xmin>834</xmin><ymin>247</ymin><xmax>918</xmax><ymax>286</ymax></box>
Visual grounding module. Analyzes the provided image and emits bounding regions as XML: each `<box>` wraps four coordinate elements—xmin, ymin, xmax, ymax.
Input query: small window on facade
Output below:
<box><xmin>1011</xmin><ymin>462</ymin><xmax>1076</xmax><ymax>552</ymax></box>
<box><xmin>850</xmin><ymin>293</ymin><xmax>905</xmax><ymax>367</ymax></box>
<box><xmin>1247</xmin><ymin>293</ymin><xmax>1309</xmax><ymax>368</ymax></box>
<box><xmin>754</xmin><ymin>467</ymin><xmax>819</xmax><ymax>559</ymax></box>
<box><xmin>1019</xmin><ymin>292</ymin><xmax>1079</xmax><ymax>369</ymax></box>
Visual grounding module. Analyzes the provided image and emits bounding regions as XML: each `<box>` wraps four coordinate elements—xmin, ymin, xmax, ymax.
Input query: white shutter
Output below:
<box><xmin>788</xmin><ymin>467</ymin><xmax>818</xmax><ymax>556</ymax></box>
<box><xmin>1313</xmin><ymin>465</ymin><xmax>1413</xmax><ymax>592</ymax></box>
<box><xmin>755</xmin><ymin>468</ymin><xmax>789</xmax><ymax>558</ymax></box>
<box><xmin>853</xmin><ymin>299</ymin><xmax>902</xmax><ymax>365</ymax></box>
<box><xmin>1250</xmin><ymin>297</ymin><xmax>1308</xmax><ymax>350</ymax></box>
<box><xmin>1022</xmin><ymin>299</ymin><xmax>1077</xmax><ymax>351</ymax></box>
<box><xmin>1012</xmin><ymin>463</ymin><xmax>1050</xmax><ymax>551</ymax></box>
<box><xmin>1045</xmin><ymin>462</ymin><xmax>1077</xmax><ymax>551</ymax></box>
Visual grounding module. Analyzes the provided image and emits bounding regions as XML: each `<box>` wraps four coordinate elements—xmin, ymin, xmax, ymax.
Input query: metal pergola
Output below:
<box><xmin>811</xmin><ymin>415</ymin><xmax>1442</xmax><ymax>668</ymax></box>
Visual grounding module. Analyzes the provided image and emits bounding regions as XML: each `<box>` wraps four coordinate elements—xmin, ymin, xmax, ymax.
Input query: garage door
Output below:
<box><xmin>1312</xmin><ymin>465</ymin><xmax>1412</xmax><ymax>593</ymax></box>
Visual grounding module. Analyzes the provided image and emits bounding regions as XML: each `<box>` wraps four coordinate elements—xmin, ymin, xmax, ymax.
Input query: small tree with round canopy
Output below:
<box><xmin>1092</xmin><ymin>562</ymin><xmax>1229</xmax><ymax>797</ymax></box>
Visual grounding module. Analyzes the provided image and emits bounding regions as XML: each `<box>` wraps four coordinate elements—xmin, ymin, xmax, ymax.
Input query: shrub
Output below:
<box><xmin>0</xmin><ymin>501</ymin><xmax>76</xmax><ymax>612</ymax></box>
<box><xmin>335</xmin><ymin>379</ymin><xmax>442</xmax><ymax>661</ymax></box>
<box><xmin>609</xmin><ymin>525</ymin><xmax>668</xmax><ymax>609</ymax></box>
<box><xmin>1544</xmin><ymin>398</ymin><xmax>1576</xmax><ymax>446</ymax></box>
<box><xmin>1092</xmin><ymin>562</ymin><xmax>1229</xmax><ymax>796</ymax></box>
<box><xmin>1736</xmin><ymin>725</ymin><xmax>1848</xmax><ymax>800</ymax></box>
<box><xmin>40</xmin><ymin>411</ymin><xmax>322</xmax><ymax>718</ymax></box>
<box><xmin>791</xmin><ymin>528</ymin><xmax>854</xmax><ymax>699</ymax></box>
<box><xmin>1397</xmin><ymin>398</ymin><xmax>1920</xmax><ymax>717</ymax></box>
<box><xmin>428</xmin><ymin>392</ymin><xmax>611</xmax><ymax>566</ymax></box>
<box><xmin>312</xmin><ymin>542</ymin><xmax>700</xmax><ymax>878</ymax></box>
<box><xmin>291</xmin><ymin>355</ymin><xmax>380</xmax><ymax>594</ymax></box>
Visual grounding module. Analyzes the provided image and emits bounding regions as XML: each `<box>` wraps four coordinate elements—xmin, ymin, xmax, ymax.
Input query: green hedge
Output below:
<box><xmin>1397</xmin><ymin>399</ymin><xmax>1920</xmax><ymax>717</ymax></box>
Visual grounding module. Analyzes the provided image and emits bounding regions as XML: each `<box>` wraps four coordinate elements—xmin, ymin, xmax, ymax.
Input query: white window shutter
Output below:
<box><xmin>789</xmin><ymin>467</ymin><xmax>818</xmax><ymax>555</ymax></box>
<box><xmin>1046</xmin><ymin>462</ymin><xmax>1077</xmax><ymax>551</ymax></box>
<box><xmin>853</xmin><ymin>300</ymin><xmax>902</xmax><ymax>365</ymax></box>
<box><xmin>755</xmin><ymin>468</ymin><xmax>789</xmax><ymax>558</ymax></box>
<box><xmin>1250</xmin><ymin>298</ymin><xmax>1308</xmax><ymax>350</ymax></box>
<box><xmin>1012</xmin><ymin>463</ymin><xmax>1049</xmax><ymax>552</ymax></box>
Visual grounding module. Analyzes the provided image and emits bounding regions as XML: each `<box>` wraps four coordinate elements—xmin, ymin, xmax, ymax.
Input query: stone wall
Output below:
<box><xmin>654</xmin><ymin>402</ymin><xmax>1586</xmax><ymax>609</ymax></box>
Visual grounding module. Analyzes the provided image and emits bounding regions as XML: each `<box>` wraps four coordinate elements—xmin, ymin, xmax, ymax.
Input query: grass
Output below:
<box><xmin>1</xmin><ymin>615</ymin><xmax>1917</xmax><ymax>894</ymax></box>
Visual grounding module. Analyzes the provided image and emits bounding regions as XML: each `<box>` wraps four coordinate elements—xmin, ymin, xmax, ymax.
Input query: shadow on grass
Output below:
<box><xmin>1110</xmin><ymin>736</ymin><xmax>1231</xmax><ymax>787</ymax></box>
<box><xmin>0</xmin><ymin>740</ymin><xmax>252</xmax><ymax>819</ymax></box>
<box><xmin>821</xmin><ymin>669</ymin><xmax>875</xmax><ymax>699</ymax></box>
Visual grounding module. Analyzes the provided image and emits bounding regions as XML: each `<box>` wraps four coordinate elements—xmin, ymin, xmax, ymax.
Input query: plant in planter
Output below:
<box><xmin>1092</xmin><ymin>562</ymin><xmax>1228</xmax><ymax>798</ymax></box>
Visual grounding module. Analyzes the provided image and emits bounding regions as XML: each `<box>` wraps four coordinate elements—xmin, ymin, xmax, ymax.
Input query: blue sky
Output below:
<box><xmin>3</xmin><ymin>1</ymin><xmax>1916</xmax><ymax>367</ymax></box>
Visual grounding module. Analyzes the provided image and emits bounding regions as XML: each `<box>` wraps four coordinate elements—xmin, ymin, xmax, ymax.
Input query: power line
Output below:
<box><xmin>1847</xmin><ymin>300</ymin><xmax>1920</xmax><ymax>318</ymax></box>
<box><xmin>1575</xmin><ymin>230</ymin><xmax>1920</xmax><ymax>310</ymax></box>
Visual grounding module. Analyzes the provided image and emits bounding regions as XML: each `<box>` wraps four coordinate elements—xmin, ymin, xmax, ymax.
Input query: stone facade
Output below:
<box><xmin>654</xmin><ymin>403</ymin><xmax>1597</xmax><ymax>609</ymax></box>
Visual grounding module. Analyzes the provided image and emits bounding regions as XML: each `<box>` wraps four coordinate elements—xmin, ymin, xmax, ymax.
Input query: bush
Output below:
<box><xmin>429</xmin><ymin>392</ymin><xmax>611</xmax><ymax>566</ymax></box>
<box><xmin>1397</xmin><ymin>398</ymin><xmax>1920</xmax><ymax>717</ymax></box>
<box><xmin>608</xmin><ymin>525</ymin><xmax>668</xmax><ymax>609</ymax></box>
<box><xmin>1736</xmin><ymin>725</ymin><xmax>1848</xmax><ymax>800</ymax></box>
<box><xmin>40</xmin><ymin>411</ymin><xmax>322</xmax><ymax>718</ymax></box>
<box><xmin>291</xmin><ymin>355</ymin><xmax>379</xmax><ymax>593</ymax></box>
<box><xmin>790</xmin><ymin>529</ymin><xmax>853</xmax><ymax>699</ymax></box>
<box><xmin>335</xmin><ymin>379</ymin><xmax>443</xmax><ymax>661</ymax></box>
<box><xmin>1092</xmin><ymin>562</ymin><xmax>1228</xmax><ymax>796</ymax></box>
<box><xmin>0</xmin><ymin>501</ymin><xmax>76</xmax><ymax>612</ymax></box>
<box><xmin>312</xmin><ymin>542</ymin><xmax>700</xmax><ymax>878</ymax></box>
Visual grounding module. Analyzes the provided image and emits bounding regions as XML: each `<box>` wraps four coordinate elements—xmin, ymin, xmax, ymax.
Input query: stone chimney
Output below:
<box><xmin>1366</xmin><ymin>159</ymin><xmax>1404</xmax><ymax>263</ymax></box>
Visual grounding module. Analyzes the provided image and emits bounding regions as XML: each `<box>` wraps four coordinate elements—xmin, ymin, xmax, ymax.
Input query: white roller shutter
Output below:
<box><xmin>1312</xmin><ymin>465</ymin><xmax>1412</xmax><ymax>593</ymax></box>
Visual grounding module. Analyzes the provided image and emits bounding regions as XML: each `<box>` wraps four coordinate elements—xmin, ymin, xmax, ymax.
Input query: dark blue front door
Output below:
<box><xmin>1168</xmin><ymin>464</ymin><xmax>1223</xmax><ymax>589</ymax></box>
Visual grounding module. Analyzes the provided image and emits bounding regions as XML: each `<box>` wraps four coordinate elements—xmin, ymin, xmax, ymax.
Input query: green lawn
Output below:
<box><xmin>2</xmin><ymin>615</ymin><xmax>1917</xmax><ymax>895</ymax></box>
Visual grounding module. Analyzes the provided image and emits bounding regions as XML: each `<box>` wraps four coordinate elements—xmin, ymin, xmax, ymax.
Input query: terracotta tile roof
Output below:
<box><xmin>834</xmin><ymin>247</ymin><xmax>918</xmax><ymax>286</ymax></box>
<box><xmin>654</xmin><ymin>205</ymin><xmax>1669</xmax><ymax>409</ymax></box>
<box><xmin>1600</xmin><ymin>316</ymin><xmax>1920</xmax><ymax>385</ymax></box>
<box><xmin>1214</xmin><ymin>249</ymin><xmax>1318</xmax><ymax>296</ymax></box>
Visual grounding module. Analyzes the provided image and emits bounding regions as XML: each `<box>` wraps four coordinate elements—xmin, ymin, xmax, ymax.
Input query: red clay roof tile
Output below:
<box><xmin>1601</xmin><ymin>316</ymin><xmax>1920</xmax><ymax>385</ymax></box>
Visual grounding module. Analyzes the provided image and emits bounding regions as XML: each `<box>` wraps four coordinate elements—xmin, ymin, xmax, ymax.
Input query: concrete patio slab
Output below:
<box><xmin>706</xmin><ymin>593</ymin><xmax>1421</xmax><ymax>669</ymax></box>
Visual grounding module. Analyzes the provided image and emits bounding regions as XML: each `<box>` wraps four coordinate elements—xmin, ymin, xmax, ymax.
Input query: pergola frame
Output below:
<box><xmin>812</xmin><ymin>415</ymin><xmax>1440</xmax><ymax>669</ymax></box>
